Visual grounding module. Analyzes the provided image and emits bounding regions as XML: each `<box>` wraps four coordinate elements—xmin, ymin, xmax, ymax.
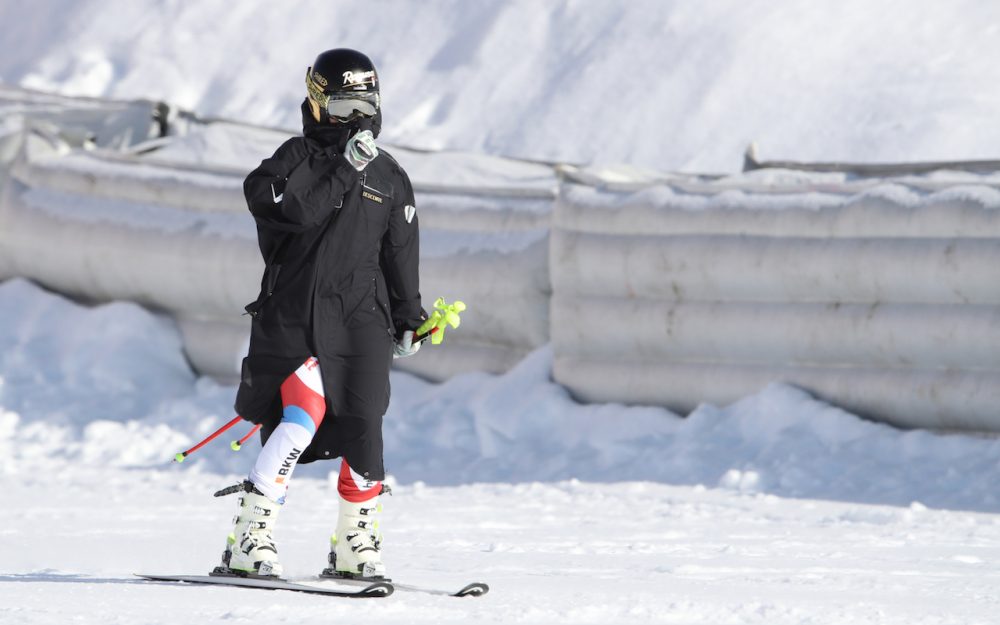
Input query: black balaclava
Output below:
<box><xmin>301</xmin><ymin>99</ymin><xmax>382</xmax><ymax>152</ymax></box>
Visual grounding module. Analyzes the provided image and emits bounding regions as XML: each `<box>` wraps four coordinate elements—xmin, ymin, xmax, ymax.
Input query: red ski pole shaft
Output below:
<box><xmin>231</xmin><ymin>424</ymin><xmax>262</xmax><ymax>451</ymax></box>
<box><xmin>174</xmin><ymin>416</ymin><xmax>242</xmax><ymax>463</ymax></box>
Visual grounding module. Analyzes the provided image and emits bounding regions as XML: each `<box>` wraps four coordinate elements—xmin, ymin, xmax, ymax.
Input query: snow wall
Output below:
<box><xmin>551</xmin><ymin>177</ymin><xmax>1000</xmax><ymax>431</ymax></box>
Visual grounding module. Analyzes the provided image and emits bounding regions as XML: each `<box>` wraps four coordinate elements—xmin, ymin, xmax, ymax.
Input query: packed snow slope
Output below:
<box><xmin>2</xmin><ymin>0</ymin><xmax>1000</xmax><ymax>171</ymax></box>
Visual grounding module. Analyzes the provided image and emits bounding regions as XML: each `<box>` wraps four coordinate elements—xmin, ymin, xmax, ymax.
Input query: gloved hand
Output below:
<box><xmin>392</xmin><ymin>330</ymin><xmax>421</xmax><ymax>359</ymax></box>
<box><xmin>344</xmin><ymin>129</ymin><xmax>379</xmax><ymax>171</ymax></box>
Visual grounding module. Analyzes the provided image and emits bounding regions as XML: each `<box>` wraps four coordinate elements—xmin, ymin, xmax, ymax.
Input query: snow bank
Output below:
<box><xmin>3</xmin><ymin>278</ymin><xmax>1000</xmax><ymax>513</ymax></box>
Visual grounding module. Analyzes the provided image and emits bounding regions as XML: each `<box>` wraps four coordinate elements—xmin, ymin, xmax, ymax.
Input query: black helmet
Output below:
<box><xmin>306</xmin><ymin>49</ymin><xmax>380</xmax><ymax>122</ymax></box>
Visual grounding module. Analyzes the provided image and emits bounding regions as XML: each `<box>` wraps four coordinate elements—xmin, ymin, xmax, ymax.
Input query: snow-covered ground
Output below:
<box><xmin>9</xmin><ymin>469</ymin><xmax>1000</xmax><ymax>625</ymax></box>
<box><xmin>4</xmin><ymin>279</ymin><xmax>1000</xmax><ymax>624</ymax></box>
<box><xmin>3</xmin><ymin>1</ymin><xmax>1000</xmax><ymax>171</ymax></box>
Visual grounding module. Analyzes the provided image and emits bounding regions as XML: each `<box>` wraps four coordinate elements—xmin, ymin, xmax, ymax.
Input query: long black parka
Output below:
<box><xmin>234</xmin><ymin>103</ymin><xmax>423</xmax><ymax>480</ymax></box>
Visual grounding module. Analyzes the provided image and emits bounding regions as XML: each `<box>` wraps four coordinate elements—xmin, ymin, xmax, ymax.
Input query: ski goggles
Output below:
<box><xmin>306</xmin><ymin>68</ymin><xmax>380</xmax><ymax>118</ymax></box>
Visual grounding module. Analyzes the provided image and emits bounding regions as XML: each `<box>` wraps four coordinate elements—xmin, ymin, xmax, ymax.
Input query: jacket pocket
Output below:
<box><xmin>361</xmin><ymin>174</ymin><xmax>393</xmax><ymax>229</ymax></box>
<box><xmin>362</xmin><ymin>174</ymin><xmax>394</xmax><ymax>201</ymax></box>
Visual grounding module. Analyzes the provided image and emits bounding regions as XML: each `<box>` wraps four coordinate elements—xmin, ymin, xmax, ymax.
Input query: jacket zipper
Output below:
<box><xmin>373</xmin><ymin>275</ymin><xmax>394</xmax><ymax>336</ymax></box>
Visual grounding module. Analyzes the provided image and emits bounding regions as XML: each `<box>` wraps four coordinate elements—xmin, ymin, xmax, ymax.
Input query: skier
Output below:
<box><xmin>217</xmin><ymin>48</ymin><xmax>424</xmax><ymax>580</ymax></box>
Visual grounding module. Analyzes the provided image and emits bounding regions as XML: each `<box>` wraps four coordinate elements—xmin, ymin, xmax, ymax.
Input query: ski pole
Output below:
<box><xmin>174</xmin><ymin>416</ymin><xmax>242</xmax><ymax>463</ymax></box>
<box><xmin>231</xmin><ymin>424</ymin><xmax>262</xmax><ymax>451</ymax></box>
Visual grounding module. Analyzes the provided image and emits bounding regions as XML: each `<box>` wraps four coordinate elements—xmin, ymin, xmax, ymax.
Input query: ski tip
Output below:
<box><xmin>135</xmin><ymin>573</ymin><xmax>172</xmax><ymax>581</ymax></box>
<box><xmin>454</xmin><ymin>582</ymin><xmax>489</xmax><ymax>597</ymax></box>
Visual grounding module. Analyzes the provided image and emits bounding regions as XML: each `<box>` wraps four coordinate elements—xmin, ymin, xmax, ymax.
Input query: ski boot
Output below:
<box><xmin>213</xmin><ymin>480</ymin><xmax>283</xmax><ymax>578</ymax></box>
<box><xmin>321</xmin><ymin>490</ymin><xmax>387</xmax><ymax>580</ymax></box>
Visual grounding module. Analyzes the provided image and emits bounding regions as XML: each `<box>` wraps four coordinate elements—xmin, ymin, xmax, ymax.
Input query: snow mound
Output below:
<box><xmin>0</xmin><ymin>278</ymin><xmax>237</xmax><ymax>474</ymax></box>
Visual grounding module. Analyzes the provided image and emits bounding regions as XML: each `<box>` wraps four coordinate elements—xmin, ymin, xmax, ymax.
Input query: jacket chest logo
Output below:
<box><xmin>360</xmin><ymin>173</ymin><xmax>392</xmax><ymax>206</ymax></box>
<box><xmin>362</xmin><ymin>190</ymin><xmax>384</xmax><ymax>204</ymax></box>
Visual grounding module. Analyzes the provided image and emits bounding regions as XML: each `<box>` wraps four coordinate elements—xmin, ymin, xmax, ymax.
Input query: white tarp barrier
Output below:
<box><xmin>0</xmin><ymin>120</ymin><xmax>553</xmax><ymax>382</ymax></box>
<box><xmin>5</xmin><ymin>88</ymin><xmax>1000</xmax><ymax>432</ymax></box>
<box><xmin>552</xmin><ymin>232</ymin><xmax>1000</xmax><ymax>304</ymax></box>
<box><xmin>551</xmin><ymin>177</ymin><xmax>1000</xmax><ymax>431</ymax></box>
<box><xmin>555</xmin><ymin>182</ymin><xmax>1000</xmax><ymax>237</ymax></box>
<box><xmin>553</xmin><ymin>298</ymin><xmax>1000</xmax><ymax>369</ymax></box>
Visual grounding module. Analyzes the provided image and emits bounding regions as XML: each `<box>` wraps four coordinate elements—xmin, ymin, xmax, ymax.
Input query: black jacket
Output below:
<box><xmin>234</xmin><ymin>103</ymin><xmax>422</xmax><ymax>472</ymax></box>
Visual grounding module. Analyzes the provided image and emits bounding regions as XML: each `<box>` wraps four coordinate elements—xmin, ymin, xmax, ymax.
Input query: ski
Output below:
<box><xmin>318</xmin><ymin>569</ymin><xmax>488</xmax><ymax>597</ymax></box>
<box><xmin>136</xmin><ymin>573</ymin><xmax>393</xmax><ymax>598</ymax></box>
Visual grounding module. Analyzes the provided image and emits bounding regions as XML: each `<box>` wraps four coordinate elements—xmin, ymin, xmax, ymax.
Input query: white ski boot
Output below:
<box><xmin>322</xmin><ymin>492</ymin><xmax>386</xmax><ymax>580</ymax></box>
<box><xmin>216</xmin><ymin>481</ymin><xmax>283</xmax><ymax>578</ymax></box>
